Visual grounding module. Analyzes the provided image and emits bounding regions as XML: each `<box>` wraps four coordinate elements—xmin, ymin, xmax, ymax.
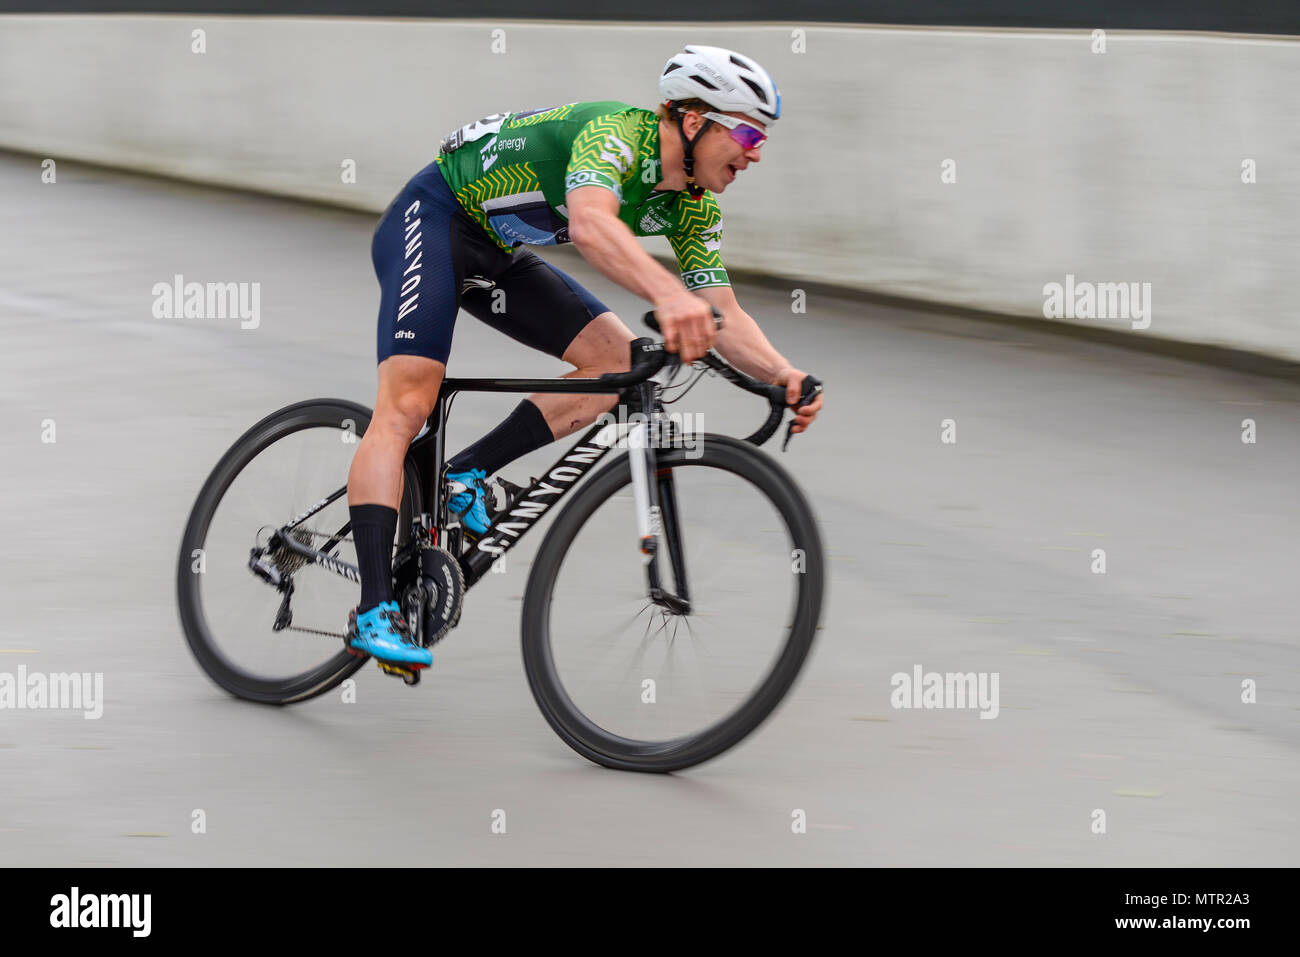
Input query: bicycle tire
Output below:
<box><xmin>176</xmin><ymin>399</ymin><xmax>422</xmax><ymax>704</ymax></box>
<box><xmin>521</xmin><ymin>433</ymin><xmax>825</xmax><ymax>772</ymax></box>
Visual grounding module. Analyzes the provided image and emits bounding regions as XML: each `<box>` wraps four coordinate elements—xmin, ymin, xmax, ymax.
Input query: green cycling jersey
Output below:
<box><xmin>436</xmin><ymin>101</ymin><xmax>729</xmax><ymax>291</ymax></box>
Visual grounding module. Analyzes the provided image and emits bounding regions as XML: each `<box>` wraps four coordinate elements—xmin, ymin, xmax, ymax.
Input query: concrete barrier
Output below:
<box><xmin>2</xmin><ymin>15</ymin><xmax>1298</xmax><ymax>359</ymax></box>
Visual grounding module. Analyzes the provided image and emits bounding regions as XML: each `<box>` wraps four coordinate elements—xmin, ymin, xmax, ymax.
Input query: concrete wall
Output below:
<box><xmin>2</xmin><ymin>15</ymin><xmax>1298</xmax><ymax>358</ymax></box>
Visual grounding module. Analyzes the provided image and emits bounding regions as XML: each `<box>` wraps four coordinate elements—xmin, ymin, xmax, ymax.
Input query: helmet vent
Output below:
<box><xmin>658</xmin><ymin>45</ymin><xmax>779</xmax><ymax>126</ymax></box>
<box><xmin>740</xmin><ymin>77</ymin><xmax>768</xmax><ymax>103</ymax></box>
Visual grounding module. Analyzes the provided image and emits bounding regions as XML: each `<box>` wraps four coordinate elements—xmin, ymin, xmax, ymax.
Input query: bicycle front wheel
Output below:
<box><xmin>521</xmin><ymin>433</ymin><xmax>825</xmax><ymax>772</ymax></box>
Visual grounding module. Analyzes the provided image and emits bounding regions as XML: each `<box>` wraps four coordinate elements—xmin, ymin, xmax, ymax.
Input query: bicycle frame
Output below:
<box><xmin>267</xmin><ymin>346</ymin><xmax>692</xmax><ymax>607</ymax></box>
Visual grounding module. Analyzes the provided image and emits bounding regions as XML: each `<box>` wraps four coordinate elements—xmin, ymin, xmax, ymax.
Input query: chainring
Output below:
<box><xmin>415</xmin><ymin>545</ymin><xmax>464</xmax><ymax>646</ymax></box>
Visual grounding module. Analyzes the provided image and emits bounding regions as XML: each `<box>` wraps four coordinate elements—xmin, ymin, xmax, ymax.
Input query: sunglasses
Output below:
<box><xmin>702</xmin><ymin>111</ymin><xmax>768</xmax><ymax>151</ymax></box>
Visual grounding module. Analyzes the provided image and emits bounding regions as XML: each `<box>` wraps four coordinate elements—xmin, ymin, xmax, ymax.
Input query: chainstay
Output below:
<box><xmin>272</xmin><ymin>527</ymin><xmax>412</xmax><ymax>641</ymax></box>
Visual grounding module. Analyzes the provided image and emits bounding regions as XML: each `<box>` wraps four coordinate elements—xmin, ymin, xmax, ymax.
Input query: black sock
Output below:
<box><xmin>448</xmin><ymin>399</ymin><xmax>553</xmax><ymax>476</ymax></box>
<box><xmin>350</xmin><ymin>503</ymin><xmax>397</xmax><ymax>613</ymax></box>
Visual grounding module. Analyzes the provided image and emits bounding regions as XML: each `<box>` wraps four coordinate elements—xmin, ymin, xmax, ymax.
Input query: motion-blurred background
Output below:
<box><xmin>1</xmin><ymin>2</ymin><xmax>1297</xmax><ymax>866</ymax></box>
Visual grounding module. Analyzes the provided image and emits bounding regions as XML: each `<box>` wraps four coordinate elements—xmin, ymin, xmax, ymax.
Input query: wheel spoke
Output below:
<box><xmin>524</xmin><ymin>438</ymin><xmax>823</xmax><ymax>770</ymax></box>
<box><xmin>178</xmin><ymin>404</ymin><xmax>384</xmax><ymax>704</ymax></box>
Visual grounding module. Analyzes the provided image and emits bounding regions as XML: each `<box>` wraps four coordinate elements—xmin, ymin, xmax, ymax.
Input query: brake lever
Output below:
<box><xmin>781</xmin><ymin>375</ymin><xmax>824</xmax><ymax>452</ymax></box>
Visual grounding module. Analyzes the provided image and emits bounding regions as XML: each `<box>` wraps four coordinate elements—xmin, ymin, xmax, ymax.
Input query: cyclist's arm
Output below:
<box><xmin>566</xmin><ymin>186</ymin><xmax>683</xmax><ymax>303</ymax></box>
<box><xmin>698</xmin><ymin>284</ymin><xmax>825</xmax><ymax>433</ymax></box>
<box><xmin>695</xmin><ymin>284</ymin><xmax>792</xmax><ymax>383</ymax></box>
<box><xmin>567</xmin><ymin>186</ymin><xmax>716</xmax><ymax>361</ymax></box>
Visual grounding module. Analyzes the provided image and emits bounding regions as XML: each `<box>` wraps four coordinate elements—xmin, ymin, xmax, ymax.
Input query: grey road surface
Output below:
<box><xmin>1</xmin><ymin>155</ymin><xmax>1297</xmax><ymax>866</ymax></box>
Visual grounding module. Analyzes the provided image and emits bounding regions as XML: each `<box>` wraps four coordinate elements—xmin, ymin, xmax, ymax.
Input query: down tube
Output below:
<box><xmin>460</xmin><ymin>418</ymin><xmax>619</xmax><ymax>586</ymax></box>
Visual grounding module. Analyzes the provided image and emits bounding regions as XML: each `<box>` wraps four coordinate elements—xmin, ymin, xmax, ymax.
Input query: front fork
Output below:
<box><xmin>628</xmin><ymin>383</ymin><xmax>691</xmax><ymax>614</ymax></box>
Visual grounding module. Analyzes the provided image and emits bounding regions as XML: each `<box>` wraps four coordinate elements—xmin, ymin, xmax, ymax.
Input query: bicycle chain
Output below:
<box><xmin>284</xmin><ymin>624</ymin><xmax>347</xmax><ymax>640</ymax></box>
<box><xmin>275</xmin><ymin>528</ymin><xmax>397</xmax><ymax>640</ymax></box>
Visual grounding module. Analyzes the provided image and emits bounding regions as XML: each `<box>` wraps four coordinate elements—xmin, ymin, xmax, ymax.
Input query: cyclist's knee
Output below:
<box><xmin>598</xmin><ymin>345</ymin><xmax>633</xmax><ymax>374</ymax></box>
<box><xmin>563</xmin><ymin>311</ymin><xmax>636</xmax><ymax>372</ymax></box>
<box><xmin>378</xmin><ymin>395</ymin><xmax>433</xmax><ymax>440</ymax></box>
<box><xmin>375</xmin><ymin>356</ymin><xmax>444</xmax><ymax>438</ymax></box>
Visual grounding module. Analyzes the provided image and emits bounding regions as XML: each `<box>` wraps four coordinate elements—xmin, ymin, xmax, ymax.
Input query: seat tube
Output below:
<box><xmin>432</xmin><ymin>392</ymin><xmax>449</xmax><ymax>525</ymax></box>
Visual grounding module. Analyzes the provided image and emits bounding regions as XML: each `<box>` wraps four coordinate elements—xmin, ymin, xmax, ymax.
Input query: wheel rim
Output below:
<box><xmin>178</xmin><ymin>402</ymin><xmax>417</xmax><ymax>702</ymax></box>
<box><xmin>526</xmin><ymin>441</ymin><xmax>822</xmax><ymax>765</ymax></box>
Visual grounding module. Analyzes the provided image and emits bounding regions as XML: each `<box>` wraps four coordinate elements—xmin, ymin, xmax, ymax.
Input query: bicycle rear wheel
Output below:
<box><xmin>521</xmin><ymin>433</ymin><xmax>825</xmax><ymax>772</ymax></box>
<box><xmin>176</xmin><ymin>399</ymin><xmax>421</xmax><ymax>704</ymax></box>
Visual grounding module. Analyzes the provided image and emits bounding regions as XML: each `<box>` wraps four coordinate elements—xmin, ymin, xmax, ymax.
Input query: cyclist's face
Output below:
<box><xmin>687</xmin><ymin>110</ymin><xmax>765</xmax><ymax>193</ymax></box>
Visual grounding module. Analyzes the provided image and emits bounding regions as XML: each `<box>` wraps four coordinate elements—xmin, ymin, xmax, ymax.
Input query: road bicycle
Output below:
<box><xmin>177</xmin><ymin>309</ymin><xmax>824</xmax><ymax>772</ymax></box>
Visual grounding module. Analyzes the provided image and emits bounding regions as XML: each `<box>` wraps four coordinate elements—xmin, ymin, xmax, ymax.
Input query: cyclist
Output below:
<box><xmin>345</xmin><ymin>44</ymin><xmax>825</xmax><ymax>672</ymax></box>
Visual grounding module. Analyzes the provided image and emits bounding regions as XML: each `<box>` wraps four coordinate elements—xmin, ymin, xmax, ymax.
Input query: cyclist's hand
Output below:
<box><xmin>774</xmin><ymin>367</ymin><xmax>824</xmax><ymax>434</ymax></box>
<box><xmin>654</xmin><ymin>290</ymin><xmax>717</xmax><ymax>363</ymax></box>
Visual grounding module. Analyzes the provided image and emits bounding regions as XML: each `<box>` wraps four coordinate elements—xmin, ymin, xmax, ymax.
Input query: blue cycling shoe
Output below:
<box><xmin>446</xmin><ymin>467</ymin><xmax>493</xmax><ymax>536</ymax></box>
<box><xmin>346</xmin><ymin>601</ymin><xmax>432</xmax><ymax>669</ymax></box>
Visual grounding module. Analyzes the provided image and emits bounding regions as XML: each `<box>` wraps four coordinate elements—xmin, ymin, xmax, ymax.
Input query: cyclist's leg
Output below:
<box><xmin>449</xmin><ymin>251</ymin><xmax>635</xmax><ymax>483</ymax></box>
<box><xmin>348</xmin><ymin>354</ymin><xmax>443</xmax><ymax>552</ymax></box>
<box><xmin>533</xmin><ymin>304</ymin><xmax>637</xmax><ymax>441</ymax></box>
<box><xmin>346</xmin><ymin>168</ymin><xmax>474</xmax><ymax>662</ymax></box>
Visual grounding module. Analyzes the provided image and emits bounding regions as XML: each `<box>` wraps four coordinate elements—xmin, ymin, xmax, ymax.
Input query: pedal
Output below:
<box><xmin>454</xmin><ymin>516</ymin><xmax>487</xmax><ymax>543</ymax></box>
<box><xmin>446</xmin><ymin>525</ymin><xmax>465</xmax><ymax>557</ymax></box>
<box><xmin>376</xmin><ymin>660</ymin><xmax>423</xmax><ymax>686</ymax></box>
<box><xmin>494</xmin><ymin>475</ymin><xmax>535</xmax><ymax>512</ymax></box>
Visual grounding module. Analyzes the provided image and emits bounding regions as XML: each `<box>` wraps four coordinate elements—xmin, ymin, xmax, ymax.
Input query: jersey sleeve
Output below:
<box><xmin>564</xmin><ymin>111</ymin><xmax>643</xmax><ymax>203</ymax></box>
<box><xmin>667</xmin><ymin>192</ymin><xmax>730</xmax><ymax>291</ymax></box>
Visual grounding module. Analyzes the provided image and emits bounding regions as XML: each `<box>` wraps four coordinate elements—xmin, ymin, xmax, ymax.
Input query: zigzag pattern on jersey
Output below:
<box><xmin>673</xmin><ymin>195</ymin><xmax>718</xmax><ymax>237</ymax></box>
<box><xmin>506</xmin><ymin>103</ymin><xmax>576</xmax><ymax>128</ymax></box>
<box><xmin>456</xmin><ymin>162</ymin><xmax>545</xmax><ymax>251</ymax></box>
<box><xmin>670</xmin><ymin>233</ymin><xmax>727</xmax><ymax>275</ymax></box>
<box><xmin>630</xmin><ymin>112</ymin><xmax>659</xmax><ymax>169</ymax></box>
<box><xmin>568</xmin><ymin>112</ymin><xmax>656</xmax><ymax>181</ymax></box>
<box><xmin>668</xmin><ymin>195</ymin><xmax>725</xmax><ymax>274</ymax></box>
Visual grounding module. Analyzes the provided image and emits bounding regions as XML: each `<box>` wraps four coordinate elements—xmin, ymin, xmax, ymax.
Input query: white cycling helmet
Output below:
<box><xmin>658</xmin><ymin>45</ymin><xmax>781</xmax><ymax>197</ymax></box>
<box><xmin>659</xmin><ymin>44</ymin><xmax>781</xmax><ymax>126</ymax></box>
